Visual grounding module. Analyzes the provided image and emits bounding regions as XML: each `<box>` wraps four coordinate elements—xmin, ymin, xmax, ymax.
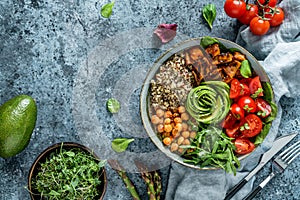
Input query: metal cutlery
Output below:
<box><xmin>224</xmin><ymin>133</ymin><xmax>298</xmax><ymax>200</ymax></box>
<box><xmin>243</xmin><ymin>139</ymin><xmax>300</xmax><ymax>200</ymax></box>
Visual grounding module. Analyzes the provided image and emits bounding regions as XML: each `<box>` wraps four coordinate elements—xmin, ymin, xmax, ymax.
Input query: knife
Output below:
<box><xmin>224</xmin><ymin>133</ymin><xmax>298</xmax><ymax>200</ymax></box>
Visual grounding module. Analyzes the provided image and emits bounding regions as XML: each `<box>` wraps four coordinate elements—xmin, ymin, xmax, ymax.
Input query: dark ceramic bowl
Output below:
<box><xmin>140</xmin><ymin>37</ymin><xmax>274</xmax><ymax>170</ymax></box>
<box><xmin>28</xmin><ymin>142</ymin><xmax>107</xmax><ymax>199</ymax></box>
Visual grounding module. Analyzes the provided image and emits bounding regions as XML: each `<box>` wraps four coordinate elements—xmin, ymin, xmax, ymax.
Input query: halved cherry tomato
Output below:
<box><xmin>234</xmin><ymin>138</ymin><xmax>255</xmax><ymax>154</ymax></box>
<box><xmin>238</xmin><ymin>96</ymin><xmax>257</xmax><ymax>113</ymax></box>
<box><xmin>256</xmin><ymin>98</ymin><xmax>272</xmax><ymax>118</ymax></box>
<box><xmin>240</xmin><ymin>83</ymin><xmax>250</xmax><ymax>96</ymax></box>
<box><xmin>257</xmin><ymin>0</ymin><xmax>277</xmax><ymax>7</ymax></box>
<box><xmin>230</xmin><ymin>103</ymin><xmax>245</xmax><ymax>120</ymax></box>
<box><xmin>240</xmin><ymin>114</ymin><xmax>263</xmax><ymax>137</ymax></box>
<box><xmin>226</xmin><ymin>123</ymin><xmax>241</xmax><ymax>138</ymax></box>
<box><xmin>240</xmin><ymin>78</ymin><xmax>252</xmax><ymax>86</ymax></box>
<box><xmin>250</xmin><ymin>17</ymin><xmax>270</xmax><ymax>36</ymax></box>
<box><xmin>224</xmin><ymin>0</ymin><xmax>247</xmax><ymax>18</ymax></box>
<box><xmin>230</xmin><ymin>79</ymin><xmax>242</xmax><ymax>99</ymax></box>
<box><xmin>269</xmin><ymin>7</ymin><xmax>284</xmax><ymax>27</ymax></box>
<box><xmin>222</xmin><ymin>111</ymin><xmax>237</xmax><ymax>129</ymax></box>
<box><xmin>249</xmin><ymin>76</ymin><xmax>263</xmax><ymax>97</ymax></box>
<box><xmin>238</xmin><ymin>4</ymin><xmax>259</xmax><ymax>25</ymax></box>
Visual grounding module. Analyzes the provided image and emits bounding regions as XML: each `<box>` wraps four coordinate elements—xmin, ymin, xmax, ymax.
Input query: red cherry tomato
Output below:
<box><xmin>256</xmin><ymin>98</ymin><xmax>272</xmax><ymax>118</ymax></box>
<box><xmin>240</xmin><ymin>83</ymin><xmax>250</xmax><ymax>96</ymax></box>
<box><xmin>250</xmin><ymin>17</ymin><xmax>270</xmax><ymax>36</ymax></box>
<box><xmin>249</xmin><ymin>76</ymin><xmax>263</xmax><ymax>97</ymax></box>
<box><xmin>269</xmin><ymin>7</ymin><xmax>284</xmax><ymax>27</ymax></box>
<box><xmin>234</xmin><ymin>138</ymin><xmax>255</xmax><ymax>154</ymax></box>
<box><xmin>238</xmin><ymin>96</ymin><xmax>257</xmax><ymax>113</ymax></box>
<box><xmin>257</xmin><ymin>0</ymin><xmax>277</xmax><ymax>7</ymax></box>
<box><xmin>240</xmin><ymin>114</ymin><xmax>263</xmax><ymax>137</ymax></box>
<box><xmin>238</xmin><ymin>4</ymin><xmax>259</xmax><ymax>25</ymax></box>
<box><xmin>230</xmin><ymin>103</ymin><xmax>245</xmax><ymax>120</ymax></box>
<box><xmin>222</xmin><ymin>112</ymin><xmax>238</xmax><ymax>129</ymax></box>
<box><xmin>224</xmin><ymin>0</ymin><xmax>247</xmax><ymax>18</ymax></box>
<box><xmin>230</xmin><ymin>79</ymin><xmax>242</xmax><ymax>99</ymax></box>
<box><xmin>240</xmin><ymin>78</ymin><xmax>252</xmax><ymax>86</ymax></box>
<box><xmin>226</xmin><ymin>123</ymin><xmax>241</xmax><ymax>138</ymax></box>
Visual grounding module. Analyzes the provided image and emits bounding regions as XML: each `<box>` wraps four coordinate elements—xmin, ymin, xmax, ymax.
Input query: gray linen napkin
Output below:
<box><xmin>165</xmin><ymin>0</ymin><xmax>300</xmax><ymax>199</ymax></box>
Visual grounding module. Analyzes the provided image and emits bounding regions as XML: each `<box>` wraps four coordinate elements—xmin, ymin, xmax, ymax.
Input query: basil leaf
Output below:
<box><xmin>254</xmin><ymin>123</ymin><xmax>271</xmax><ymax>145</ymax></box>
<box><xmin>202</xmin><ymin>4</ymin><xmax>216</xmax><ymax>29</ymax></box>
<box><xmin>107</xmin><ymin>98</ymin><xmax>120</xmax><ymax>113</ymax></box>
<box><xmin>240</xmin><ymin>60</ymin><xmax>252</xmax><ymax>78</ymax></box>
<box><xmin>101</xmin><ymin>1</ymin><xmax>115</xmax><ymax>18</ymax></box>
<box><xmin>200</xmin><ymin>36</ymin><xmax>219</xmax><ymax>48</ymax></box>
<box><xmin>262</xmin><ymin>82</ymin><xmax>274</xmax><ymax>103</ymax></box>
<box><xmin>111</xmin><ymin>138</ymin><xmax>135</xmax><ymax>153</ymax></box>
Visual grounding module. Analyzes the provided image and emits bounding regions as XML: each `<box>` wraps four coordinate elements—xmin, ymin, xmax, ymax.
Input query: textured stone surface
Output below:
<box><xmin>0</xmin><ymin>0</ymin><xmax>299</xmax><ymax>200</ymax></box>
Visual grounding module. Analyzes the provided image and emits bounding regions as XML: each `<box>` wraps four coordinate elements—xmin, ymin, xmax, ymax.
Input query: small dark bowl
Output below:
<box><xmin>28</xmin><ymin>142</ymin><xmax>107</xmax><ymax>200</ymax></box>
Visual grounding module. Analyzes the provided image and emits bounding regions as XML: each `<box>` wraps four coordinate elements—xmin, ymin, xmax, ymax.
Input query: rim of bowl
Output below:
<box><xmin>140</xmin><ymin>37</ymin><xmax>273</xmax><ymax>170</ymax></box>
<box><xmin>27</xmin><ymin>142</ymin><xmax>107</xmax><ymax>200</ymax></box>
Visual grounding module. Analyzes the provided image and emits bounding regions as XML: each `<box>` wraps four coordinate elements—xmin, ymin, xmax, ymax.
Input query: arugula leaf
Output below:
<box><xmin>107</xmin><ymin>98</ymin><xmax>120</xmax><ymax>113</ymax></box>
<box><xmin>111</xmin><ymin>138</ymin><xmax>135</xmax><ymax>153</ymax></box>
<box><xmin>202</xmin><ymin>4</ymin><xmax>216</xmax><ymax>29</ymax></box>
<box><xmin>240</xmin><ymin>60</ymin><xmax>252</xmax><ymax>78</ymax></box>
<box><xmin>101</xmin><ymin>1</ymin><xmax>115</xmax><ymax>18</ymax></box>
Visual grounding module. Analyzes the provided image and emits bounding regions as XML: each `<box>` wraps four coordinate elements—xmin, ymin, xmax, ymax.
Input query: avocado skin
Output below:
<box><xmin>0</xmin><ymin>95</ymin><xmax>37</xmax><ymax>158</ymax></box>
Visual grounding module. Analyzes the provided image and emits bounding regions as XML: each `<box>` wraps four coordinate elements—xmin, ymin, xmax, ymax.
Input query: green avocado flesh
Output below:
<box><xmin>186</xmin><ymin>81</ymin><xmax>230</xmax><ymax>124</ymax></box>
<box><xmin>0</xmin><ymin>95</ymin><xmax>37</xmax><ymax>158</ymax></box>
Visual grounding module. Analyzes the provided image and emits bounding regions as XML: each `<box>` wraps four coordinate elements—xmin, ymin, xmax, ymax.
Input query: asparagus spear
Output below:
<box><xmin>108</xmin><ymin>160</ymin><xmax>141</xmax><ymax>200</ymax></box>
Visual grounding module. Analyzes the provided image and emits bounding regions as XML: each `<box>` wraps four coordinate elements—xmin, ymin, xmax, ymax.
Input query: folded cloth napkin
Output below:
<box><xmin>165</xmin><ymin>0</ymin><xmax>300</xmax><ymax>199</ymax></box>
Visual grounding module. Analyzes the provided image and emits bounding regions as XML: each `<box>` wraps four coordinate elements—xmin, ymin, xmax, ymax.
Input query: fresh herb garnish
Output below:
<box><xmin>182</xmin><ymin>127</ymin><xmax>240</xmax><ymax>175</ymax></box>
<box><xmin>101</xmin><ymin>1</ymin><xmax>115</xmax><ymax>18</ymax></box>
<box><xmin>251</xmin><ymin>88</ymin><xmax>263</xmax><ymax>99</ymax></box>
<box><xmin>240</xmin><ymin>60</ymin><xmax>252</xmax><ymax>78</ymax></box>
<box><xmin>202</xmin><ymin>4</ymin><xmax>217</xmax><ymax>29</ymax></box>
<box><xmin>107</xmin><ymin>98</ymin><xmax>120</xmax><ymax>113</ymax></box>
<box><xmin>31</xmin><ymin>145</ymin><xmax>106</xmax><ymax>199</ymax></box>
<box><xmin>111</xmin><ymin>138</ymin><xmax>135</xmax><ymax>153</ymax></box>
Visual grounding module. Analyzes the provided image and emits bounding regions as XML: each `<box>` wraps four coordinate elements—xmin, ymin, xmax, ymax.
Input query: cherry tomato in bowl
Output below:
<box><xmin>249</xmin><ymin>76</ymin><xmax>263</xmax><ymax>96</ymax></box>
<box><xmin>256</xmin><ymin>98</ymin><xmax>272</xmax><ymax>118</ymax></box>
<box><xmin>240</xmin><ymin>114</ymin><xmax>263</xmax><ymax>137</ymax></box>
<box><xmin>230</xmin><ymin>103</ymin><xmax>245</xmax><ymax>120</ymax></box>
<box><xmin>234</xmin><ymin>138</ymin><xmax>255</xmax><ymax>154</ymax></box>
<box><xmin>238</xmin><ymin>96</ymin><xmax>257</xmax><ymax>113</ymax></box>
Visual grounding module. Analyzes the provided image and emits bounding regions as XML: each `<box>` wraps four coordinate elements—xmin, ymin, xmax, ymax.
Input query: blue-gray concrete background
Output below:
<box><xmin>0</xmin><ymin>0</ymin><xmax>299</xmax><ymax>199</ymax></box>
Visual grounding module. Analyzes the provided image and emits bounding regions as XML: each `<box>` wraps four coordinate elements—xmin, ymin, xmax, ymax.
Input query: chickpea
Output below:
<box><xmin>151</xmin><ymin>115</ymin><xmax>160</xmax><ymax>124</ymax></box>
<box><xmin>163</xmin><ymin>132</ymin><xmax>170</xmax><ymax>137</ymax></box>
<box><xmin>190</xmin><ymin>131</ymin><xmax>196</xmax><ymax>139</ymax></box>
<box><xmin>177</xmin><ymin>136</ymin><xmax>184</xmax><ymax>145</ymax></box>
<box><xmin>178</xmin><ymin>106</ymin><xmax>186</xmax><ymax>113</ymax></box>
<box><xmin>156</xmin><ymin>109</ymin><xmax>165</xmax><ymax>118</ymax></box>
<box><xmin>174</xmin><ymin>117</ymin><xmax>182</xmax><ymax>124</ymax></box>
<box><xmin>172</xmin><ymin>129</ymin><xmax>180</xmax><ymax>138</ymax></box>
<box><xmin>182</xmin><ymin>131</ymin><xmax>190</xmax><ymax>139</ymax></box>
<box><xmin>170</xmin><ymin>143</ymin><xmax>179</xmax><ymax>152</ymax></box>
<box><xmin>183</xmin><ymin>139</ymin><xmax>190</xmax><ymax>145</ymax></box>
<box><xmin>163</xmin><ymin>137</ymin><xmax>172</xmax><ymax>146</ymax></box>
<box><xmin>157</xmin><ymin>124</ymin><xmax>164</xmax><ymax>133</ymax></box>
<box><xmin>181</xmin><ymin>113</ymin><xmax>189</xmax><ymax>121</ymax></box>
<box><xmin>182</xmin><ymin>122</ymin><xmax>188</xmax><ymax>131</ymax></box>
<box><xmin>164</xmin><ymin>110</ymin><xmax>173</xmax><ymax>118</ymax></box>
<box><xmin>164</xmin><ymin>118</ymin><xmax>171</xmax><ymax>124</ymax></box>
<box><xmin>177</xmin><ymin>148</ymin><xmax>184</xmax><ymax>154</ymax></box>
<box><xmin>173</xmin><ymin>112</ymin><xmax>180</xmax><ymax>118</ymax></box>
<box><xmin>174</xmin><ymin>123</ymin><xmax>182</xmax><ymax>132</ymax></box>
<box><xmin>164</xmin><ymin>124</ymin><xmax>173</xmax><ymax>133</ymax></box>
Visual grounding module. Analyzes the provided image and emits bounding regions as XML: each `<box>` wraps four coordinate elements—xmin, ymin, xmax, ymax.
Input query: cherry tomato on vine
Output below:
<box><xmin>224</xmin><ymin>0</ymin><xmax>247</xmax><ymax>18</ymax></box>
<box><xmin>238</xmin><ymin>4</ymin><xmax>259</xmax><ymax>25</ymax></box>
<box><xmin>249</xmin><ymin>76</ymin><xmax>263</xmax><ymax>97</ymax></box>
<box><xmin>250</xmin><ymin>17</ymin><xmax>270</xmax><ymax>36</ymax></box>
<box><xmin>234</xmin><ymin>138</ymin><xmax>255</xmax><ymax>154</ymax></box>
<box><xmin>230</xmin><ymin>103</ymin><xmax>245</xmax><ymax>120</ymax></box>
<box><xmin>257</xmin><ymin>0</ymin><xmax>277</xmax><ymax>7</ymax></box>
<box><xmin>240</xmin><ymin>114</ymin><xmax>263</xmax><ymax>137</ymax></box>
<box><xmin>269</xmin><ymin>7</ymin><xmax>284</xmax><ymax>26</ymax></box>
<box><xmin>238</xmin><ymin>96</ymin><xmax>257</xmax><ymax>113</ymax></box>
<box><xmin>256</xmin><ymin>98</ymin><xmax>272</xmax><ymax>118</ymax></box>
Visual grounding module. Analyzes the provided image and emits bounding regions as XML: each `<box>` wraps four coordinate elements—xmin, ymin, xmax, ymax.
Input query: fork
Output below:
<box><xmin>242</xmin><ymin>140</ymin><xmax>300</xmax><ymax>200</ymax></box>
